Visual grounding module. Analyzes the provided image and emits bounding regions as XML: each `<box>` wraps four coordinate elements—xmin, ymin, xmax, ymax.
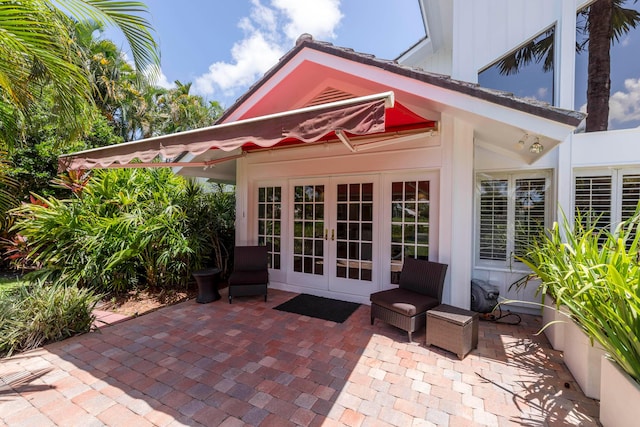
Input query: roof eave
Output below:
<box><xmin>218</xmin><ymin>37</ymin><xmax>585</xmax><ymax>128</ymax></box>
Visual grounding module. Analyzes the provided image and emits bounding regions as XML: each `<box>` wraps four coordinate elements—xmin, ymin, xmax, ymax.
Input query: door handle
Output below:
<box><xmin>331</xmin><ymin>229</ymin><xmax>335</xmax><ymax>241</ymax></box>
<box><xmin>325</xmin><ymin>229</ymin><xmax>328</xmax><ymax>240</ymax></box>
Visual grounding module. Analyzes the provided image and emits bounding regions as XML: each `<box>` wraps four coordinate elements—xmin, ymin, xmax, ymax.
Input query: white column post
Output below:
<box><xmin>235</xmin><ymin>157</ymin><xmax>249</xmax><ymax>245</ymax></box>
<box><xmin>555</xmin><ymin>0</ymin><xmax>578</xmax><ymax>223</ymax></box>
<box><xmin>439</xmin><ymin>113</ymin><xmax>474</xmax><ymax>309</ymax></box>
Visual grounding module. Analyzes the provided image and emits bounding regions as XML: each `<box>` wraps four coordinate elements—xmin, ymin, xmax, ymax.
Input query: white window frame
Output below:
<box><xmin>251</xmin><ymin>179</ymin><xmax>288</xmax><ymax>283</ymax></box>
<box><xmin>474</xmin><ymin>170</ymin><xmax>553</xmax><ymax>270</ymax></box>
<box><xmin>573</xmin><ymin>167</ymin><xmax>640</xmax><ymax>231</ymax></box>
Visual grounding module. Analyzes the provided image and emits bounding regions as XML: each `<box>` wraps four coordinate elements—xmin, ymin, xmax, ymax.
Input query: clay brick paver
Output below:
<box><xmin>0</xmin><ymin>288</ymin><xmax>600</xmax><ymax>426</ymax></box>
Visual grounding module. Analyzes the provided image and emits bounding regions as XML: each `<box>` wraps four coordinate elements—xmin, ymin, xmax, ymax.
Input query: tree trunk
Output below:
<box><xmin>586</xmin><ymin>0</ymin><xmax>613</xmax><ymax>132</ymax></box>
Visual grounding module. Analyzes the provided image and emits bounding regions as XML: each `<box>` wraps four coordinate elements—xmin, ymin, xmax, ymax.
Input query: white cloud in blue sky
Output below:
<box><xmin>609</xmin><ymin>78</ymin><xmax>640</xmax><ymax>126</ymax></box>
<box><xmin>193</xmin><ymin>0</ymin><xmax>343</xmax><ymax>98</ymax></box>
<box><xmin>145</xmin><ymin>64</ymin><xmax>176</xmax><ymax>90</ymax></box>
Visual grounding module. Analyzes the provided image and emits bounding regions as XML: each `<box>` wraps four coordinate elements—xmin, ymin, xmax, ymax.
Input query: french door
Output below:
<box><xmin>288</xmin><ymin>176</ymin><xmax>378</xmax><ymax>296</ymax></box>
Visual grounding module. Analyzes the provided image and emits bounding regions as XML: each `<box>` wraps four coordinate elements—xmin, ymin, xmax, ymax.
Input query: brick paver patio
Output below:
<box><xmin>0</xmin><ymin>288</ymin><xmax>600</xmax><ymax>426</ymax></box>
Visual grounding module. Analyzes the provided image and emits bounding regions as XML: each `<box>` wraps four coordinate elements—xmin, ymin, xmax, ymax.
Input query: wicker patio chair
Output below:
<box><xmin>228</xmin><ymin>246</ymin><xmax>269</xmax><ymax>303</ymax></box>
<box><xmin>370</xmin><ymin>257</ymin><xmax>448</xmax><ymax>342</ymax></box>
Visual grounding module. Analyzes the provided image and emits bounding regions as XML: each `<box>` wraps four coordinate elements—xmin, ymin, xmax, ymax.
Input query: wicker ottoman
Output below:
<box><xmin>426</xmin><ymin>304</ymin><xmax>479</xmax><ymax>360</ymax></box>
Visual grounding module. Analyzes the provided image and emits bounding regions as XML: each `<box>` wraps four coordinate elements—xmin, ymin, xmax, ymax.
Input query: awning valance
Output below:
<box><xmin>59</xmin><ymin>92</ymin><xmax>397</xmax><ymax>172</ymax></box>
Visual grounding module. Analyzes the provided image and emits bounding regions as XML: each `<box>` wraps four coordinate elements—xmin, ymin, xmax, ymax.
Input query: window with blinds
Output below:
<box><xmin>479</xmin><ymin>179</ymin><xmax>508</xmax><ymax>261</ymax></box>
<box><xmin>514</xmin><ymin>178</ymin><xmax>546</xmax><ymax>257</ymax></box>
<box><xmin>621</xmin><ymin>175</ymin><xmax>640</xmax><ymax>222</ymax></box>
<box><xmin>621</xmin><ymin>175</ymin><xmax>640</xmax><ymax>244</ymax></box>
<box><xmin>574</xmin><ymin>171</ymin><xmax>640</xmax><ymax>247</ymax></box>
<box><xmin>477</xmin><ymin>172</ymin><xmax>549</xmax><ymax>266</ymax></box>
<box><xmin>574</xmin><ymin>175</ymin><xmax>612</xmax><ymax>231</ymax></box>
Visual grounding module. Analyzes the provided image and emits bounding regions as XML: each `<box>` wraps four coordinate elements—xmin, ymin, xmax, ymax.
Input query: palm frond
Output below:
<box><xmin>46</xmin><ymin>0</ymin><xmax>160</xmax><ymax>81</ymax></box>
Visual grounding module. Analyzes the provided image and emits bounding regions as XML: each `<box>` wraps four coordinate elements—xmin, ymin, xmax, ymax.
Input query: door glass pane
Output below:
<box><xmin>362</xmin><ymin>183</ymin><xmax>373</xmax><ymax>201</ymax></box>
<box><xmin>337</xmin><ymin>223</ymin><xmax>347</xmax><ymax>240</ymax></box>
<box><xmin>335</xmin><ymin>182</ymin><xmax>374</xmax><ymax>282</ymax></box>
<box><xmin>350</xmin><ymin>183</ymin><xmax>360</xmax><ymax>201</ymax></box>
<box><xmin>293</xmin><ymin>185</ymin><xmax>324</xmax><ymax>275</ymax></box>
<box><xmin>362</xmin><ymin>203</ymin><xmax>373</xmax><ymax>222</ymax></box>
<box><xmin>390</xmin><ymin>180</ymin><xmax>430</xmax><ymax>283</ymax></box>
<box><xmin>337</xmin><ymin>184</ymin><xmax>347</xmax><ymax>202</ymax></box>
<box><xmin>258</xmin><ymin>186</ymin><xmax>282</xmax><ymax>270</ymax></box>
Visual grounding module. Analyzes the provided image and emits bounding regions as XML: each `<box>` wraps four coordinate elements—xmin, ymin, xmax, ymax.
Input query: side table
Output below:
<box><xmin>426</xmin><ymin>304</ymin><xmax>479</xmax><ymax>359</ymax></box>
<box><xmin>192</xmin><ymin>268</ymin><xmax>221</xmax><ymax>303</ymax></box>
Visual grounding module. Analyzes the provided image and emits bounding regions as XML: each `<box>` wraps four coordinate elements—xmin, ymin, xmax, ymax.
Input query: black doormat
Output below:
<box><xmin>274</xmin><ymin>294</ymin><xmax>361</xmax><ymax>323</ymax></box>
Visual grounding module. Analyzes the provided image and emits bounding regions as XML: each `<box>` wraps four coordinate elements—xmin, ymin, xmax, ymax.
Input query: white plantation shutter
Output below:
<box><xmin>574</xmin><ymin>175</ymin><xmax>612</xmax><ymax>230</ymax></box>
<box><xmin>479</xmin><ymin>179</ymin><xmax>508</xmax><ymax>261</ymax></box>
<box><xmin>477</xmin><ymin>172</ymin><xmax>550</xmax><ymax>266</ymax></box>
<box><xmin>514</xmin><ymin>178</ymin><xmax>547</xmax><ymax>257</ymax></box>
<box><xmin>621</xmin><ymin>174</ymin><xmax>640</xmax><ymax>222</ymax></box>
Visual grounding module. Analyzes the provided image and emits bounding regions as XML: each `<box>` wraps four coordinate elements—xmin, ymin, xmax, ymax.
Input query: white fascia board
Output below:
<box><xmin>224</xmin><ymin>48</ymin><xmax>575</xmax><ymax>143</ymax></box>
<box><xmin>301</xmin><ymin>50</ymin><xmax>575</xmax><ymax>140</ymax></box>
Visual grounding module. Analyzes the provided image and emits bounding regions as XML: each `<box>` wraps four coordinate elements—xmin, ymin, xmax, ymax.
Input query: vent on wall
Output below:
<box><xmin>304</xmin><ymin>87</ymin><xmax>356</xmax><ymax>107</ymax></box>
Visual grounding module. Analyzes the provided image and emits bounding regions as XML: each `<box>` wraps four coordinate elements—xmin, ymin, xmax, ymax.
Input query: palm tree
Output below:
<box><xmin>75</xmin><ymin>21</ymin><xmax>132</xmax><ymax>122</ymax></box>
<box><xmin>0</xmin><ymin>0</ymin><xmax>159</xmax><ymax>146</ymax></box>
<box><xmin>497</xmin><ymin>0</ymin><xmax>640</xmax><ymax>132</ymax></box>
<box><xmin>152</xmin><ymin>80</ymin><xmax>222</xmax><ymax>136</ymax></box>
<box><xmin>0</xmin><ymin>150</ymin><xmax>17</xmax><ymax>232</ymax></box>
<box><xmin>581</xmin><ymin>0</ymin><xmax>640</xmax><ymax>131</ymax></box>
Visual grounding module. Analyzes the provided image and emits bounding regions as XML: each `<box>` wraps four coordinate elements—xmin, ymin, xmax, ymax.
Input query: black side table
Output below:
<box><xmin>192</xmin><ymin>268</ymin><xmax>221</xmax><ymax>303</ymax></box>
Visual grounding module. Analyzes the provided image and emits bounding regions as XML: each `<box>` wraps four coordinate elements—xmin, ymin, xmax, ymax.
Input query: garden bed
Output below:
<box><xmin>97</xmin><ymin>287</ymin><xmax>199</xmax><ymax>317</ymax></box>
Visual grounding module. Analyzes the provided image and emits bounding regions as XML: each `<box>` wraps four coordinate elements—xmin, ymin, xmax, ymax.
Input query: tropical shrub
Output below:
<box><xmin>0</xmin><ymin>281</ymin><xmax>99</xmax><ymax>357</ymax></box>
<box><xmin>11</xmin><ymin>168</ymin><xmax>235</xmax><ymax>294</ymax></box>
<box><xmin>518</xmin><ymin>211</ymin><xmax>640</xmax><ymax>384</ymax></box>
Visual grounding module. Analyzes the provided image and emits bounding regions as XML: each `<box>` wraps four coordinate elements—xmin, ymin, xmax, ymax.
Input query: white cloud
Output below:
<box><xmin>119</xmin><ymin>52</ymin><xmax>176</xmax><ymax>90</ymax></box>
<box><xmin>272</xmin><ymin>0</ymin><xmax>343</xmax><ymax>41</ymax></box>
<box><xmin>151</xmin><ymin>65</ymin><xmax>177</xmax><ymax>90</ymax></box>
<box><xmin>536</xmin><ymin>87</ymin><xmax>548</xmax><ymax>100</ymax></box>
<box><xmin>192</xmin><ymin>0</ymin><xmax>343</xmax><ymax>101</ymax></box>
<box><xmin>609</xmin><ymin>78</ymin><xmax>640</xmax><ymax>124</ymax></box>
<box><xmin>194</xmin><ymin>32</ymin><xmax>283</xmax><ymax>97</ymax></box>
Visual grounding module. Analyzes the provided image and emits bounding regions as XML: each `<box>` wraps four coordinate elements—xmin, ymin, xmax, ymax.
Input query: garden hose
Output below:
<box><xmin>479</xmin><ymin>306</ymin><xmax>522</xmax><ymax>325</ymax></box>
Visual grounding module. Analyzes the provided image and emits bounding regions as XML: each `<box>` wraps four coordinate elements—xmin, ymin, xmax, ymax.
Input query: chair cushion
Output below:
<box><xmin>229</xmin><ymin>270</ymin><xmax>268</xmax><ymax>286</ymax></box>
<box><xmin>370</xmin><ymin>288</ymin><xmax>439</xmax><ymax>316</ymax></box>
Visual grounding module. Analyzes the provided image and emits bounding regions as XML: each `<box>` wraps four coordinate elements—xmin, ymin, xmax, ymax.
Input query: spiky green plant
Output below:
<box><xmin>0</xmin><ymin>281</ymin><xmax>99</xmax><ymax>357</ymax></box>
<box><xmin>518</xmin><ymin>210</ymin><xmax>640</xmax><ymax>384</ymax></box>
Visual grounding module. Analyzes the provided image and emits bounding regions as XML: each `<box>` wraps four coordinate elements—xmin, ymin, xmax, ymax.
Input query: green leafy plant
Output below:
<box><xmin>518</xmin><ymin>209</ymin><xmax>640</xmax><ymax>384</ymax></box>
<box><xmin>11</xmin><ymin>168</ymin><xmax>234</xmax><ymax>294</ymax></box>
<box><xmin>0</xmin><ymin>281</ymin><xmax>99</xmax><ymax>357</ymax></box>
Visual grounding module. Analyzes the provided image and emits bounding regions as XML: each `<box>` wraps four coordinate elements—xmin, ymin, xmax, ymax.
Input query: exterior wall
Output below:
<box><xmin>413</xmin><ymin>0</ymin><xmax>586</xmax><ymax>86</ymax></box>
<box><xmin>439</xmin><ymin>113</ymin><xmax>474</xmax><ymax>308</ymax></box>
<box><xmin>234</xmin><ymin>131</ymin><xmax>465</xmax><ymax>305</ymax></box>
<box><xmin>451</xmin><ymin>0</ymin><xmax>560</xmax><ymax>82</ymax></box>
<box><xmin>406</xmin><ymin>0</ymin><xmax>640</xmax><ymax>314</ymax></box>
<box><xmin>474</xmin><ymin>145</ymin><xmax>559</xmax><ymax>313</ymax></box>
<box><xmin>403</xmin><ymin>42</ymin><xmax>452</xmax><ymax>76</ymax></box>
<box><xmin>568</xmin><ymin>128</ymin><xmax>640</xmax><ymax>221</ymax></box>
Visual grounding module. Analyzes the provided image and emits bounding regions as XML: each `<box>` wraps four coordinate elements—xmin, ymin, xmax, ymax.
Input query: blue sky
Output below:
<box><xmin>105</xmin><ymin>0</ymin><xmax>425</xmax><ymax>108</ymax></box>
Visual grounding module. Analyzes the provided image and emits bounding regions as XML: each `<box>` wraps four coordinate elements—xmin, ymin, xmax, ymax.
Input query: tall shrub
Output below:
<box><xmin>519</xmin><ymin>211</ymin><xmax>640</xmax><ymax>384</ymax></box>
<box><xmin>11</xmin><ymin>168</ymin><xmax>234</xmax><ymax>293</ymax></box>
